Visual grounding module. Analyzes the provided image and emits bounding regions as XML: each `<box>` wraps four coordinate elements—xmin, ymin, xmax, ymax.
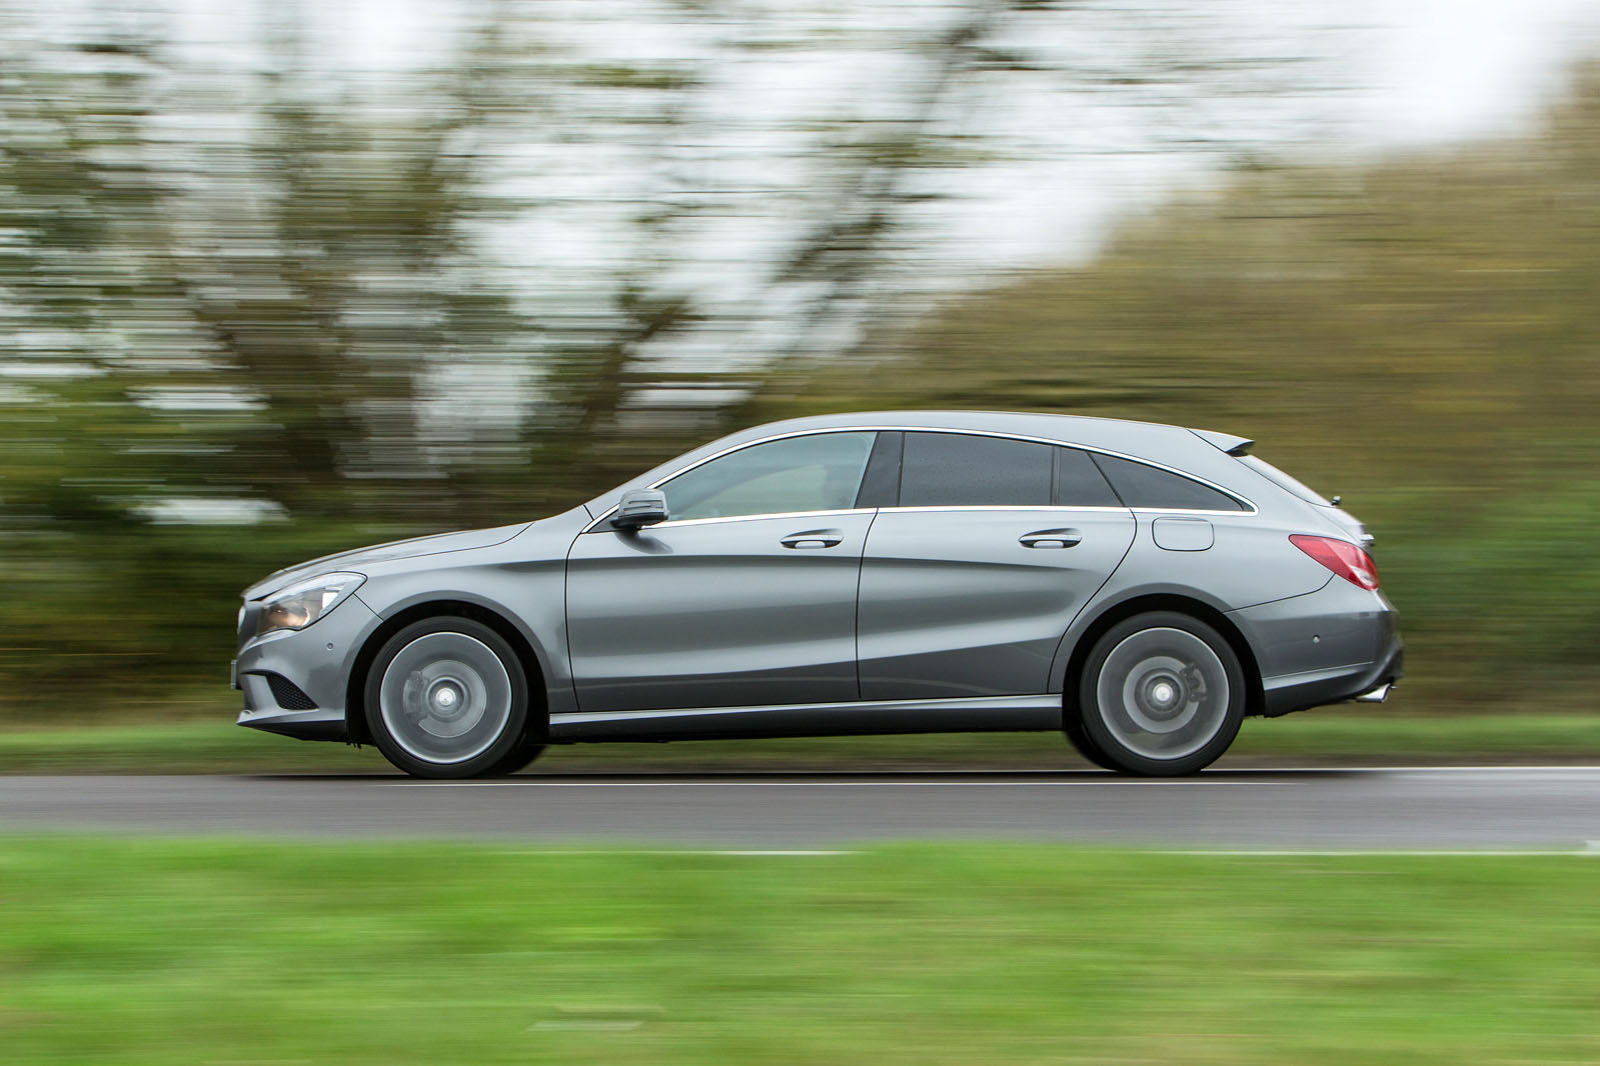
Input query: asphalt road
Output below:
<box><xmin>2</xmin><ymin>767</ymin><xmax>1598</xmax><ymax>850</ymax></box>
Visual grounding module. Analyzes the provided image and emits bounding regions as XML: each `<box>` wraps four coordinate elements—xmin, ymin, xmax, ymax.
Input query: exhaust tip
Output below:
<box><xmin>1352</xmin><ymin>682</ymin><xmax>1391</xmax><ymax>704</ymax></box>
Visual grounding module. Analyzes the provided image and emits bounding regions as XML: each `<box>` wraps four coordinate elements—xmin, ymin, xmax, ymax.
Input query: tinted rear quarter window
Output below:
<box><xmin>900</xmin><ymin>432</ymin><xmax>1053</xmax><ymax>507</ymax></box>
<box><xmin>854</xmin><ymin>430</ymin><xmax>903</xmax><ymax>508</ymax></box>
<box><xmin>1056</xmin><ymin>447</ymin><xmax>1122</xmax><ymax>507</ymax></box>
<box><xmin>1091</xmin><ymin>453</ymin><xmax>1247</xmax><ymax>512</ymax></box>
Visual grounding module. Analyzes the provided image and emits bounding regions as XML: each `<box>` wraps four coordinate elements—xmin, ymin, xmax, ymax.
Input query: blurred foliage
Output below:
<box><xmin>748</xmin><ymin>65</ymin><xmax>1600</xmax><ymax>712</ymax></box>
<box><xmin>0</xmin><ymin>1</ymin><xmax>1596</xmax><ymax>722</ymax></box>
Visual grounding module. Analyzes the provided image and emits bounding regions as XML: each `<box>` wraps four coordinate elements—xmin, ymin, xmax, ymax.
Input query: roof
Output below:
<box><xmin>722</xmin><ymin>411</ymin><xmax>1252</xmax><ymax>463</ymax></box>
<box><xmin>591</xmin><ymin>410</ymin><xmax>1255</xmax><ymax>516</ymax></box>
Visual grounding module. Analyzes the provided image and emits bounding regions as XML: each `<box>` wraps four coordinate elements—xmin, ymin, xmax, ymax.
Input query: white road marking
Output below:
<box><xmin>383</xmin><ymin>779</ymin><xmax>1288</xmax><ymax>788</ymax></box>
<box><xmin>497</xmin><ymin>845</ymin><xmax>1595</xmax><ymax>858</ymax></box>
<box><xmin>371</xmin><ymin>765</ymin><xmax>1600</xmax><ymax>787</ymax></box>
<box><xmin>497</xmin><ymin>846</ymin><xmax>1591</xmax><ymax>858</ymax></box>
<box><xmin>495</xmin><ymin>848</ymin><xmax>855</xmax><ymax>857</ymax></box>
<box><xmin>1339</xmin><ymin>765</ymin><xmax>1600</xmax><ymax>773</ymax></box>
<box><xmin>1165</xmin><ymin>849</ymin><xmax>1599</xmax><ymax>857</ymax></box>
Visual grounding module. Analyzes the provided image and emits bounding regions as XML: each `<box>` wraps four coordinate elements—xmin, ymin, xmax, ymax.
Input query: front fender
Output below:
<box><xmin>351</xmin><ymin>507</ymin><xmax>589</xmax><ymax>715</ymax></box>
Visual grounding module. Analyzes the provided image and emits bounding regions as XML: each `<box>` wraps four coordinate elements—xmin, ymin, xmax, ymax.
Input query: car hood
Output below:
<box><xmin>243</xmin><ymin>522</ymin><xmax>531</xmax><ymax>600</ymax></box>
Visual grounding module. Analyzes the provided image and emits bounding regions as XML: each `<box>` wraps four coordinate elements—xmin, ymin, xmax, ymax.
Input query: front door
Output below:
<box><xmin>566</xmin><ymin>430</ymin><xmax>878</xmax><ymax>713</ymax></box>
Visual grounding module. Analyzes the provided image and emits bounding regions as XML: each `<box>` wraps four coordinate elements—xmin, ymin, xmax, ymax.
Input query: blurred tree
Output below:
<box><xmin>155</xmin><ymin>6</ymin><xmax>535</xmax><ymax>524</ymax></box>
<box><xmin>1</xmin><ymin>2</ymin><xmax>538</xmax><ymax>527</ymax></box>
<box><xmin>0</xmin><ymin>29</ymin><xmax>172</xmax><ymax>526</ymax></box>
<box><xmin>0</xmin><ymin>4</ymin><xmax>538</xmax><ymax>712</ymax></box>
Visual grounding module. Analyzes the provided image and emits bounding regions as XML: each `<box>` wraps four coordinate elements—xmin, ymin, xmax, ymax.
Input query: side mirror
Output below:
<box><xmin>611</xmin><ymin>487</ymin><xmax>669</xmax><ymax>531</ymax></box>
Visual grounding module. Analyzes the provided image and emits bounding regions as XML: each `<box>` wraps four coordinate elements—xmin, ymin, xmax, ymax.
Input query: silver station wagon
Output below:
<box><xmin>233</xmin><ymin>412</ymin><xmax>1402</xmax><ymax>777</ymax></box>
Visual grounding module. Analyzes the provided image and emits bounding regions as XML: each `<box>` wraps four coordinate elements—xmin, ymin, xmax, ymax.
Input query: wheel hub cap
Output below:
<box><xmin>426</xmin><ymin>678</ymin><xmax>467</xmax><ymax>720</ymax></box>
<box><xmin>1142</xmin><ymin>676</ymin><xmax>1182</xmax><ymax>715</ymax></box>
<box><xmin>378</xmin><ymin>633</ymin><xmax>513</xmax><ymax>765</ymax></box>
<box><xmin>1096</xmin><ymin>627</ymin><xmax>1230</xmax><ymax>761</ymax></box>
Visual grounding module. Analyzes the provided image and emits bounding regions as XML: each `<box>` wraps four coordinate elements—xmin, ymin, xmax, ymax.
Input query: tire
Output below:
<box><xmin>363</xmin><ymin>616</ymin><xmax>545</xmax><ymax>778</ymax></box>
<box><xmin>1062</xmin><ymin>712</ymin><xmax>1117</xmax><ymax>771</ymax></box>
<box><xmin>1073</xmin><ymin>611</ymin><xmax>1246</xmax><ymax>776</ymax></box>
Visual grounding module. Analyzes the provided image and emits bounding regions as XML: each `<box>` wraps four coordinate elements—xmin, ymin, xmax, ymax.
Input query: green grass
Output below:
<box><xmin>1</xmin><ymin>710</ymin><xmax>1597</xmax><ymax>774</ymax></box>
<box><xmin>1</xmin><ymin>837</ymin><xmax>1597</xmax><ymax>1064</ymax></box>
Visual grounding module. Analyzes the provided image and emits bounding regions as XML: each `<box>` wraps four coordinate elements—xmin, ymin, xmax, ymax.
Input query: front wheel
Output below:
<box><xmin>1072</xmin><ymin>611</ymin><xmax>1246</xmax><ymax>776</ymax></box>
<box><xmin>364</xmin><ymin>616</ymin><xmax>544</xmax><ymax>778</ymax></box>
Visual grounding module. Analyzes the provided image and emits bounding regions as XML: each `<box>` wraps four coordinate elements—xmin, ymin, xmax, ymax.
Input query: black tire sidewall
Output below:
<box><xmin>1062</xmin><ymin>710</ymin><xmax>1116</xmax><ymax>770</ymax></box>
<box><xmin>363</xmin><ymin>616</ymin><xmax>532</xmax><ymax>779</ymax></box>
<box><xmin>1076</xmin><ymin>610</ymin><xmax>1246</xmax><ymax>776</ymax></box>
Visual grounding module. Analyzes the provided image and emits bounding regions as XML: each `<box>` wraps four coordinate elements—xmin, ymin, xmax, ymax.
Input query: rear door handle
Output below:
<box><xmin>1019</xmin><ymin>528</ymin><xmax>1082</xmax><ymax>549</ymax></box>
<box><xmin>781</xmin><ymin>528</ymin><xmax>844</xmax><ymax>549</ymax></box>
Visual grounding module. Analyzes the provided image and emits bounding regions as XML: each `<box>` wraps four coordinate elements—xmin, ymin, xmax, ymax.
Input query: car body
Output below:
<box><xmin>233</xmin><ymin>411</ymin><xmax>1402</xmax><ymax>776</ymax></box>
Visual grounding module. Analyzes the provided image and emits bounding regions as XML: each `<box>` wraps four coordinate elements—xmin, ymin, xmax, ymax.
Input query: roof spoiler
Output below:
<box><xmin>1189</xmin><ymin>428</ymin><xmax>1254</xmax><ymax>456</ymax></box>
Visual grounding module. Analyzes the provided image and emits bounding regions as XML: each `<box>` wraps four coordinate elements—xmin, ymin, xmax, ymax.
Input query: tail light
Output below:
<box><xmin>1290</xmin><ymin>534</ymin><xmax>1381</xmax><ymax>591</ymax></box>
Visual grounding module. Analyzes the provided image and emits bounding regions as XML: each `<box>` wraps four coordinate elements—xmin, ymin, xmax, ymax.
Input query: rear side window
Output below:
<box><xmin>900</xmin><ymin>432</ymin><xmax>1053</xmax><ymax>507</ymax></box>
<box><xmin>1055</xmin><ymin>448</ymin><xmax>1122</xmax><ymax>507</ymax></box>
<box><xmin>1091</xmin><ymin>453</ymin><xmax>1247</xmax><ymax>512</ymax></box>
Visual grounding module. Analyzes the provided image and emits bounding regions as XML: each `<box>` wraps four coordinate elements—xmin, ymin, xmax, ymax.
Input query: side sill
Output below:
<box><xmin>549</xmin><ymin>694</ymin><xmax>1062</xmax><ymax>743</ymax></box>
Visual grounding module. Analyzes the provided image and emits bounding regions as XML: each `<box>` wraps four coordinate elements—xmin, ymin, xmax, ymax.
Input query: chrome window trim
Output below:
<box><xmin>582</xmin><ymin>424</ymin><xmax>1256</xmax><ymax>533</ymax></box>
<box><xmin>877</xmin><ymin>504</ymin><xmax>1130</xmax><ymax>515</ymax></box>
<box><xmin>882</xmin><ymin>504</ymin><xmax>1252</xmax><ymax>517</ymax></box>
<box><xmin>644</xmin><ymin>507</ymin><xmax>876</xmax><ymax>531</ymax></box>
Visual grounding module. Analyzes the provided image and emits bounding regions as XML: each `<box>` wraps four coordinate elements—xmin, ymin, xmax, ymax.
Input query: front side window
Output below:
<box><xmin>899</xmin><ymin>432</ymin><xmax>1054</xmax><ymax>507</ymax></box>
<box><xmin>661</xmin><ymin>432</ymin><xmax>876</xmax><ymax>521</ymax></box>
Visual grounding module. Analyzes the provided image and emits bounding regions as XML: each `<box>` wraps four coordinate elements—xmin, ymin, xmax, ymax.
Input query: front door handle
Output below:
<box><xmin>781</xmin><ymin>528</ymin><xmax>844</xmax><ymax>549</ymax></box>
<box><xmin>1019</xmin><ymin>528</ymin><xmax>1082</xmax><ymax>549</ymax></box>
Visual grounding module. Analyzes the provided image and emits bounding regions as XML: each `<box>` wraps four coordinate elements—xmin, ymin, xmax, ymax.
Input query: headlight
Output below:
<box><xmin>255</xmin><ymin>572</ymin><xmax>365</xmax><ymax>636</ymax></box>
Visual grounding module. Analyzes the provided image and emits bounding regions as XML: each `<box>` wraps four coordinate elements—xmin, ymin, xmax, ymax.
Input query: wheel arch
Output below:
<box><xmin>344</xmin><ymin>600</ymin><xmax>551</xmax><ymax>745</ymax></box>
<box><xmin>1060</xmin><ymin>593</ymin><xmax>1265</xmax><ymax>722</ymax></box>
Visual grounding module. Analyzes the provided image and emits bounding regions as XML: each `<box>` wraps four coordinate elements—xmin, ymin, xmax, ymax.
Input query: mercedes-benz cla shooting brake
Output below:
<box><xmin>234</xmin><ymin>412</ymin><xmax>1402</xmax><ymax>777</ymax></box>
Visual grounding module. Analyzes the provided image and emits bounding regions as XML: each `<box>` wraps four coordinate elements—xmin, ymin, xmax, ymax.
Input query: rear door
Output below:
<box><xmin>856</xmin><ymin>432</ymin><xmax>1136</xmax><ymax>700</ymax></box>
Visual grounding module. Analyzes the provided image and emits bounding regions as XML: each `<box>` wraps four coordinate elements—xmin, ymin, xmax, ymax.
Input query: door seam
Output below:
<box><xmin>853</xmin><ymin>508</ymin><xmax>883</xmax><ymax>702</ymax></box>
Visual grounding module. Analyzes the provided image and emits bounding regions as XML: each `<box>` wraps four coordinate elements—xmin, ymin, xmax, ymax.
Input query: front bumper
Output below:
<box><xmin>237</xmin><ymin>704</ymin><xmax>347</xmax><ymax>740</ymax></box>
<box><xmin>235</xmin><ymin>592</ymin><xmax>380</xmax><ymax>741</ymax></box>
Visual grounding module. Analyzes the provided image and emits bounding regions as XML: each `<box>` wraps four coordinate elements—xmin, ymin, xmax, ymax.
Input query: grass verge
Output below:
<box><xmin>2</xmin><ymin>710</ymin><xmax>1598</xmax><ymax>774</ymax></box>
<box><xmin>2</xmin><ymin>837</ymin><xmax>1597</xmax><ymax>1065</ymax></box>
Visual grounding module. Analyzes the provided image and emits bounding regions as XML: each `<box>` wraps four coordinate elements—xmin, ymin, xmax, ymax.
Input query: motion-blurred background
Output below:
<box><xmin>4</xmin><ymin>0</ymin><xmax>1599</xmax><ymax>733</ymax></box>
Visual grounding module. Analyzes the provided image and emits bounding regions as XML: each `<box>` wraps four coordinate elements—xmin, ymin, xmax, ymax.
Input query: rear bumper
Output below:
<box><xmin>1258</xmin><ymin>641</ymin><xmax>1404</xmax><ymax>716</ymax></box>
<box><xmin>1229</xmin><ymin>578</ymin><xmax>1404</xmax><ymax>718</ymax></box>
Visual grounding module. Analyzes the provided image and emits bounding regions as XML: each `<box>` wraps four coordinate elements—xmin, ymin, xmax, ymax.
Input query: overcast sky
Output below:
<box><xmin>29</xmin><ymin>0</ymin><xmax>1599</xmax><ymax>278</ymax></box>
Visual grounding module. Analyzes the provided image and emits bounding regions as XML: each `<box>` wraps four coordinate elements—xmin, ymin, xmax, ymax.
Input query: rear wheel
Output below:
<box><xmin>1062</xmin><ymin>712</ymin><xmax>1116</xmax><ymax>770</ymax></box>
<box><xmin>363</xmin><ymin>616</ymin><xmax>544</xmax><ymax>778</ymax></box>
<box><xmin>1072</xmin><ymin>611</ymin><xmax>1245</xmax><ymax>776</ymax></box>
